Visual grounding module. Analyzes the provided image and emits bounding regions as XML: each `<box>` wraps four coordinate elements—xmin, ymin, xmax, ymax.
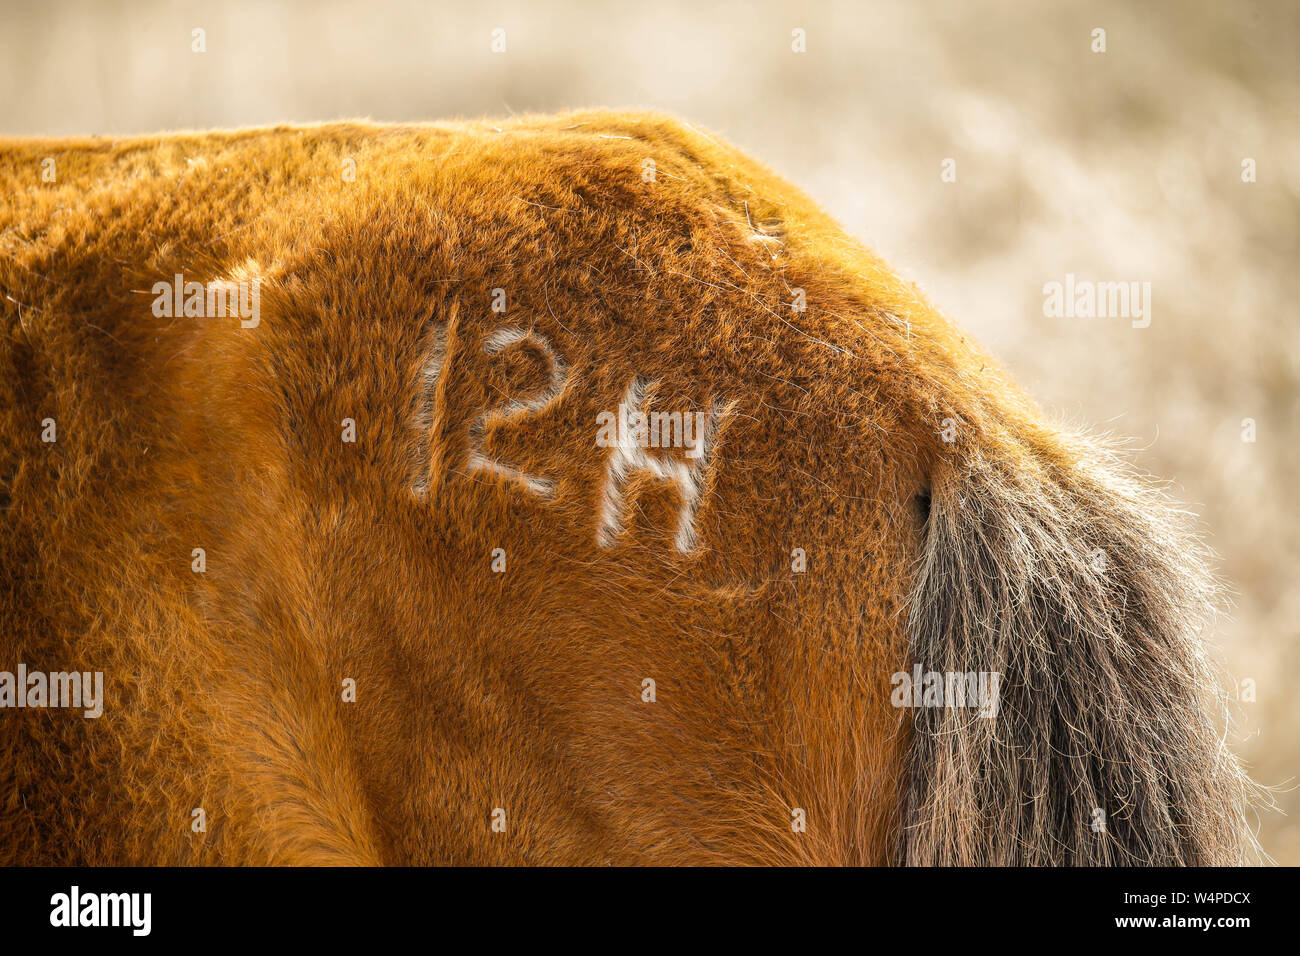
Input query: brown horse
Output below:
<box><xmin>0</xmin><ymin>111</ymin><xmax>1256</xmax><ymax>865</ymax></box>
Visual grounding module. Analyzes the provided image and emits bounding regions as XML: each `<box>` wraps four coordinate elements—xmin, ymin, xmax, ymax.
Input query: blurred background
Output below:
<box><xmin>3</xmin><ymin>0</ymin><xmax>1296</xmax><ymax>862</ymax></box>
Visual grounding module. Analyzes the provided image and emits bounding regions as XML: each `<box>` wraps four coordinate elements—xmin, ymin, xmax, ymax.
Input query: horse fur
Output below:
<box><xmin>0</xmin><ymin>111</ymin><xmax>1256</xmax><ymax>865</ymax></box>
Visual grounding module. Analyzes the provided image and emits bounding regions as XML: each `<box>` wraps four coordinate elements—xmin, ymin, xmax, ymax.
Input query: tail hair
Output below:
<box><xmin>895</xmin><ymin>438</ymin><xmax>1258</xmax><ymax>865</ymax></box>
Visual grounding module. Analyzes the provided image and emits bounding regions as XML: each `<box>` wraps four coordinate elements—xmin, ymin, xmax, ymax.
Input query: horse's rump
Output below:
<box><xmin>0</xmin><ymin>111</ymin><xmax>1256</xmax><ymax>864</ymax></box>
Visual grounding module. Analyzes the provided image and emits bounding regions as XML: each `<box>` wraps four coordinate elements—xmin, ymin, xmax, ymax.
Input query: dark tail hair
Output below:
<box><xmin>895</xmin><ymin>437</ymin><xmax>1258</xmax><ymax>865</ymax></box>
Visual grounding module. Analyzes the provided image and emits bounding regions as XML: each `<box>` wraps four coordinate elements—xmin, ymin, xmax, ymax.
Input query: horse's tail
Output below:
<box><xmin>894</xmin><ymin>427</ymin><xmax>1259</xmax><ymax>865</ymax></box>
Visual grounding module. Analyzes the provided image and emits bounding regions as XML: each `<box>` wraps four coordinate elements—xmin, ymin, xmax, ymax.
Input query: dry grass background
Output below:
<box><xmin>2</xmin><ymin>0</ymin><xmax>1296</xmax><ymax>863</ymax></box>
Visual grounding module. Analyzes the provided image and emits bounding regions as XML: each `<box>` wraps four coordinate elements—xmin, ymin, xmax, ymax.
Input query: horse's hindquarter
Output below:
<box><xmin>0</xmin><ymin>114</ymin><xmax>927</xmax><ymax>865</ymax></box>
<box><xmin>0</xmin><ymin>112</ymin><xmax>1252</xmax><ymax>866</ymax></box>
